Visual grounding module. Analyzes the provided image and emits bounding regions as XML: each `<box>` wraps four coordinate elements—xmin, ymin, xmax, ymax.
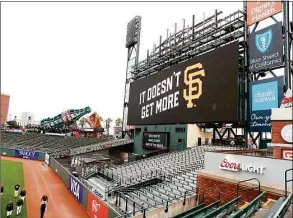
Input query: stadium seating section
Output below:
<box><xmin>83</xmin><ymin>146</ymin><xmax>291</xmax><ymax>218</ymax></box>
<box><xmin>1</xmin><ymin>132</ymin><xmax>132</xmax><ymax>158</ymax></box>
<box><xmin>82</xmin><ymin>148</ymin><xmax>205</xmax><ymax>215</ymax></box>
<box><xmin>2</xmin><ymin>131</ymin><xmax>292</xmax><ymax>218</ymax></box>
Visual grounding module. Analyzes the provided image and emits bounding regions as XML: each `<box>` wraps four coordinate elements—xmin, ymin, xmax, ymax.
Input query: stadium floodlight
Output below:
<box><xmin>126</xmin><ymin>16</ymin><xmax>141</xmax><ymax>48</ymax></box>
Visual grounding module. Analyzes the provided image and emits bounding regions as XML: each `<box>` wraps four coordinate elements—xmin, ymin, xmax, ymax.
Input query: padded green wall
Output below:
<box><xmin>1</xmin><ymin>147</ymin><xmax>16</xmax><ymax>156</ymax></box>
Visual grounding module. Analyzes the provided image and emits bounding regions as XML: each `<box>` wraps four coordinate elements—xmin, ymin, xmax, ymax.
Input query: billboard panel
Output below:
<box><xmin>248</xmin><ymin>77</ymin><xmax>283</xmax><ymax>132</ymax></box>
<box><xmin>87</xmin><ymin>192</ymin><xmax>109</xmax><ymax>218</ymax></box>
<box><xmin>248</xmin><ymin>22</ymin><xmax>283</xmax><ymax>73</ymax></box>
<box><xmin>247</xmin><ymin>0</ymin><xmax>282</xmax><ymax>26</ymax></box>
<box><xmin>68</xmin><ymin>175</ymin><xmax>83</xmax><ymax>204</ymax></box>
<box><xmin>142</xmin><ymin>132</ymin><xmax>169</xmax><ymax>150</ymax></box>
<box><xmin>15</xmin><ymin>149</ymin><xmax>39</xmax><ymax>160</ymax></box>
<box><xmin>128</xmin><ymin>42</ymin><xmax>239</xmax><ymax>125</ymax></box>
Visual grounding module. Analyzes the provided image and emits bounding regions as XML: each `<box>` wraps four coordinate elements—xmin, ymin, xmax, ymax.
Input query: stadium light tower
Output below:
<box><xmin>122</xmin><ymin>16</ymin><xmax>141</xmax><ymax>138</ymax></box>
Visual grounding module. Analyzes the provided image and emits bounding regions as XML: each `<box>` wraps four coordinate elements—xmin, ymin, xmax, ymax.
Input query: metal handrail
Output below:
<box><xmin>114</xmin><ymin>187</ymin><xmax>198</xmax><ymax>218</ymax></box>
<box><xmin>236</xmin><ymin>178</ymin><xmax>260</xmax><ymax>197</ymax></box>
<box><xmin>272</xmin><ymin>192</ymin><xmax>293</xmax><ymax>218</ymax></box>
<box><xmin>285</xmin><ymin>168</ymin><xmax>293</xmax><ymax>198</ymax></box>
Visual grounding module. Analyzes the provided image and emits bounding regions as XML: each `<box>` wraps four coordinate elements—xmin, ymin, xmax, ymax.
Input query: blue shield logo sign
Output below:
<box><xmin>255</xmin><ymin>29</ymin><xmax>273</xmax><ymax>53</ymax></box>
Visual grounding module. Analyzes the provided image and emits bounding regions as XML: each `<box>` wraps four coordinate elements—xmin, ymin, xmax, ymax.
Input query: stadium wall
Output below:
<box><xmin>133</xmin><ymin>124</ymin><xmax>187</xmax><ymax>155</ymax></box>
<box><xmin>1</xmin><ymin>147</ymin><xmax>15</xmax><ymax>156</ymax></box>
<box><xmin>1</xmin><ymin>148</ymin><xmax>120</xmax><ymax>218</ymax></box>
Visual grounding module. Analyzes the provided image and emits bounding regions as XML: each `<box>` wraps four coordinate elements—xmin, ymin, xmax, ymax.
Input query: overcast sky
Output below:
<box><xmin>1</xmin><ymin>1</ymin><xmax>289</xmax><ymax>122</ymax></box>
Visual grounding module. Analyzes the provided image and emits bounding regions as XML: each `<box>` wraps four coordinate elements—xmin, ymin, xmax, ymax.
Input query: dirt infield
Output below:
<box><xmin>1</xmin><ymin>156</ymin><xmax>89</xmax><ymax>218</ymax></box>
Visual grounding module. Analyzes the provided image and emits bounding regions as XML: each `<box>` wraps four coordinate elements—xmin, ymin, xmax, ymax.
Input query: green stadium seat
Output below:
<box><xmin>229</xmin><ymin>191</ymin><xmax>266</xmax><ymax>218</ymax></box>
<box><xmin>179</xmin><ymin>200</ymin><xmax>220</xmax><ymax>218</ymax></box>
<box><xmin>203</xmin><ymin>196</ymin><xmax>242</xmax><ymax>218</ymax></box>
<box><xmin>172</xmin><ymin>203</ymin><xmax>205</xmax><ymax>218</ymax></box>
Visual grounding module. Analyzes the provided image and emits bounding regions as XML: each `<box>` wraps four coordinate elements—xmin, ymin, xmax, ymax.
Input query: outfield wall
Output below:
<box><xmin>1</xmin><ymin>147</ymin><xmax>120</xmax><ymax>218</ymax></box>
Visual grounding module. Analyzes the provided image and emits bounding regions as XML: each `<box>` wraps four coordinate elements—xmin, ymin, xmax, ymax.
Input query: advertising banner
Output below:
<box><xmin>128</xmin><ymin>42</ymin><xmax>239</xmax><ymax>125</ymax></box>
<box><xmin>45</xmin><ymin>153</ymin><xmax>50</xmax><ymax>165</ymax></box>
<box><xmin>68</xmin><ymin>175</ymin><xmax>83</xmax><ymax>204</ymax></box>
<box><xmin>249</xmin><ymin>22</ymin><xmax>283</xmax><ymax>73</ymax></box>
<box><xmin>248</xmin><ymin>77</ymin><xmax>283</xmax><ymax>132</ymax></box>
<box><xmin>247</xmin><ymin>0</ymin><xmax>282</xmax><ymax>26</ymax></box>
<box><xmin>142</xmin><ymin>132</ymin><xmax>169</xmax><ymax>150</ymax></box>
<box><xmin>219</xmin><ymin>154</ymin><xmax>266</xmax><ymax>174</ymax></box>
<box><xmin>87</xmin><ymin>192</ymin><xmax>109</xmax><ymax>218</ymax></box>
<box><xmin>15</xmin><ymin>149</ymin><xmax>39</xmax><ymax>160</ymax></box>
<box><xmin>280</xmin><ymin>88</ymin><xmax>293</xmax><ymax>108</ymax></box>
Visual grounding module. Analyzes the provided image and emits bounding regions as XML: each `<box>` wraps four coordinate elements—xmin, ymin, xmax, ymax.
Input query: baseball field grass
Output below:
<box><xmin>1</xmin><ymin>159</ymin><xmax>27</xmax><ymax>218</ymax></box>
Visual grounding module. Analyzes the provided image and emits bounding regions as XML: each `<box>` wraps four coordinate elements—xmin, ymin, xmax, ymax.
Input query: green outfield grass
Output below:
<box><xmin>1</xmin><ymin>160</ymin><xmax>27</xmax><ymax>218</ymax></box>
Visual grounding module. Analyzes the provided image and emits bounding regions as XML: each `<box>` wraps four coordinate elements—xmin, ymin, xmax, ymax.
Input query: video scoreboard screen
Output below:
<box><xmin>142</xmin><ymin>132</ymin><xmax>169</xmax><ymax>150</ymax></box>
<box><xmin>127</xmin><ymin>42</ymin><xmax>239</xmax><ymax>125</ymax></box>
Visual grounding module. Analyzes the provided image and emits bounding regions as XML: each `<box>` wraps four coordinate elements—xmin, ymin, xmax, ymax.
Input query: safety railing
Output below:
<box><xmin>285</xmin><ymin>169</ymin><xmax>293</xmax><ymax>198</ymax></box>
<box><xmin>114</xmin><ymin>188</ymin><xmax>198</xmax><ymax>218</ymax></box>
<box><xmin>273</xmin><ymin>192</ymin><xmax>293</xmax><ymax>218</ymax></box>
<box><xmin>237</xmin><ymin>178</ymin><xmax>260</xmax><ymax>199</ymax></box>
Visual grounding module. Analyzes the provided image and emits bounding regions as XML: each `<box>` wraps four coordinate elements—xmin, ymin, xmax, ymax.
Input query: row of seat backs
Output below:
<box><xmin>203</xmin><ymin>196</ymin><xmax>242</xmax><ymax>218</ymax></box>
<box><xmin>177</xmin><ymin>200</ymin><xmax>221</xmax><ymax>218</ymax></box>
<box><xmin>229</xmin><ymin>191</ymin><xmax>267</xmax><ymax>218</ymax></box>
<box><xmin>172</xmin><ymin>196</ymin><xmax>242</xmax><ymax>218</ymax></box>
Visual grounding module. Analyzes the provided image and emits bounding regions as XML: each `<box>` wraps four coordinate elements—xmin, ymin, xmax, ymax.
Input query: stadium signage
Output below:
<box><xmin>248</xmin><ymin>77</ymin><xmax>283</xmax><ymax>132</ymax></box>
<box><xmin>248</xmin><ymin>22</ymin><xmax>283</xmax><ymax>72</ymax></box>
<box><xmin>15</xmin><ymin>149</ymin><xmax>39</xmax><ymax>160</ymax></box>
<box><xmin>281</xmin><ymin>125</ymin><xmax>293</xmax><ymax>143</ymax></box>
<box><xmin>128</xmin><ymin>42</ymin><xmax>239</xmax><ymax>125</ymax></box>
<box><xmin>69</xmin><ymin>176</ymin><xmax>83</xmax><ymax>204</ymax></box>
<box><xmin>246</xmin><ymin>0</ymin><xmax>282</xmax><ymax>26</ymax></box>
<box><xmin>219</xmin><ymin>156</ymin><xmax>265</xmax><ymax>174</ymax></box>
<box><xmin>142</xmin><ymin>132</ymin><xmax>169</xmax><ymax>150</ymax></box>
<box><xmin>280</xmin><ymin>89</ymin><xmax>293</xmax><ymax>108</ymax></box>
<box><xmin>282</xmin><ymin>150</ymin><xmax>293</xmax><ymax>160</ymax></box>
<box><xmin>87</xmin><ymin>192</ymin><xmax>109</xmax><ymax>218</ymax></box>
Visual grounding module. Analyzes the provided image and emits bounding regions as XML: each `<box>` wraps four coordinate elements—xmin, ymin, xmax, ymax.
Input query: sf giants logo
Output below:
<box><xmin>92</xmin><ymin>200</ymin><xmax>101</xmax><ymax>218</ymax></box>
<box><xmin>183</xmin><ymin>63</ymin><xmax>205</xmax><ymax>108</ymax></box>
<box><xmin>70</xmin><ymin>178</ymin><xmax>80</xmax><ymax>200</ymax></box>
<box><xmin>283</xmin><ymin>150</ymin><xmax>293</xmax><ymax>160</ymax></box>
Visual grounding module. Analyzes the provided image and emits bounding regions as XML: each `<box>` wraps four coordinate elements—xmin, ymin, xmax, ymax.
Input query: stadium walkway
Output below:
<box><xmin>1</xmin><ymin>156</ymin><xmax>89</xmax><ymax>218</ymax></box>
